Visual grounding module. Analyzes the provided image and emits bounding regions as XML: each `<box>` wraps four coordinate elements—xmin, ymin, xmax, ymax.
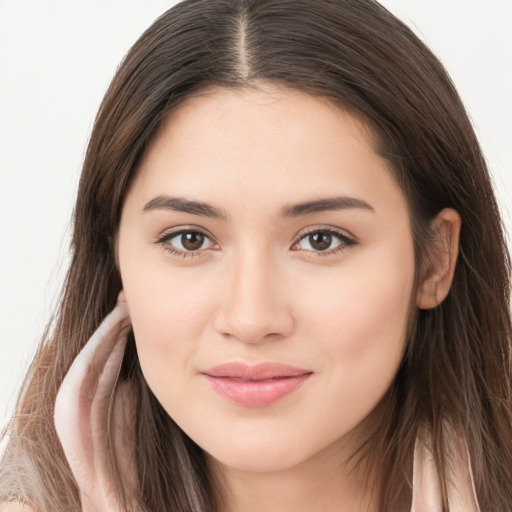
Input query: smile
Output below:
<box><xmin>202</xmin><ymin>362</ymin><xmax>313</xmax><ymax>408</ymax></box>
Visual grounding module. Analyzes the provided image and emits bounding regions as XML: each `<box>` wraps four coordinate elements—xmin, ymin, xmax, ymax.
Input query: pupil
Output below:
<box><xmin>310</xmin><ymin>232</ymin><xmax>331</xmax><ymax>251</ymax></box>
<box><xmin>182</xmin><ymin>232</ymin><xmax>204</xmax><ymax>251</ymax></box>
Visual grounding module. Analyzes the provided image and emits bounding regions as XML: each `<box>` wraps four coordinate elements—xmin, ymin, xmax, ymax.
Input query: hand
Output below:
<box><xmin>54</xmin><ymin>297</ymin><xmax>138</xmax><ymax>512</ymax></box>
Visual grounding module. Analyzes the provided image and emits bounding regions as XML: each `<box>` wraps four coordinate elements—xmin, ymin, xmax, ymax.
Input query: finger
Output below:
<box><xmin>89</xmin><ymin>331</ymin><xmax>129</xmax><ymax>481</ymax></box>
<box><xmin>55</xmin><ymin>301</ymin><xmax>131</xmax><ymax>486</ymax></box>
<box><xmin>81</xmin><ymin>335</ymin><xmax>130</xmax><ymax>509</ymax></box>
<box><xmin>111</xmin><ymin>381</ymin><xmax>139</xmax><ymax>499</ymax></box>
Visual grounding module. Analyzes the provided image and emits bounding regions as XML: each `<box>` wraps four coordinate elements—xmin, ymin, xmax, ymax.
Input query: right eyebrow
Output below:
<box><xmin>281</xmin><ymin>196</ymin><xmax>375</xmax><ymax>217</ymax></box>
<box><xmin>142</xmin><ymin>195</ymin><xmax>227</xmax><ymax>220</ymax></box>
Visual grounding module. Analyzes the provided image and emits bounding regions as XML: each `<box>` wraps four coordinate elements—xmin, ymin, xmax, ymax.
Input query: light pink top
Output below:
<box><xmin>411</xmin><ymin>427</ymin><xmax>481</xmax><ymax>511</ymax></box>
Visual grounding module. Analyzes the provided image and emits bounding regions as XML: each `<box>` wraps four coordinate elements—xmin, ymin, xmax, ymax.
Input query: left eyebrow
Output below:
<box><xmin>281</xmin><ymin>196</ymin><xmax>375</xmax><ymax>217</ymax></box>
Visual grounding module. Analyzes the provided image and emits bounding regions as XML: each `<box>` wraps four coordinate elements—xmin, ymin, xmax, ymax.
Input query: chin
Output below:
<box><xmin>210</xmin><ymin>452</ymin><xmax>302</xmax><ymax>474</ymax></box>
<box><xmin>201</xmin><ymin>436</ymin><xmax>319</xmax><ymax>474</ymax></box>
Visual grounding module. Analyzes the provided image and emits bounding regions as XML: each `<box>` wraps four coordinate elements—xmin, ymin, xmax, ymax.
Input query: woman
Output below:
<box><xmin>1</xmin><ymin>0</ymin><xmax>511</xmax><ymax>510</ymax></box>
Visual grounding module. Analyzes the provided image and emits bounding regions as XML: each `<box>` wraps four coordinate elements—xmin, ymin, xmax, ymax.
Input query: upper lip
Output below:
<box><xmin>203</xmin><ymin>362</ymin><xmax>312</xmax><ymax>380</ymax></box>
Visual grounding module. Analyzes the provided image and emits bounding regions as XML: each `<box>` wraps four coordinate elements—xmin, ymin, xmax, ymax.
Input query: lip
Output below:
<box><xmin>202</xmin><ymin>362</ymin><xmax>313</xmax><ymax>408</ymax></box>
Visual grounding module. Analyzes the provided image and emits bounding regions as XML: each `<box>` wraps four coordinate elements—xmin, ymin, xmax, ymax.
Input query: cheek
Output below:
<box><xmin>119</xmin><ymin>244</ymin><xmax>216</xmax><ymax>394</ymax></box>
<box><xmin>125</xmin><ymin>279</ymin><xmax>212</xmax><ymax>414</ymax></box>
<box><xmin>299</xmin><ymin>240</ymin><xmax>415</xmax><ymax>418</ymax></box>
<box><xmin>128</xmin><ymin>276</ymin><xmax>212</xmax><ymax>345</ymax></box>
<box><xmin>308</xmin><ymin>225</ymin><xmax>415</xmax><ymax>347</ymax></box>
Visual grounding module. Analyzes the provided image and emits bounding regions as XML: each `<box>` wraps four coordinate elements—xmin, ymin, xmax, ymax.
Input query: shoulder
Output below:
<box><xmin>0</xmin><ymin>503</ymin><xmax>37</xmax><ymax>512</ymax></box>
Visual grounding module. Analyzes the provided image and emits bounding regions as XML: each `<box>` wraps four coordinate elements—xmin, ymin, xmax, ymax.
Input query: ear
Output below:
<box><xmin>110</xmin><ymin>232</ymin><xmax>121</xmax><ymax>270</ymax></box>
<box><xmin>417</xmin><ymin>208</ymin><xmax>461</xmax><ymax>310</ymax></box>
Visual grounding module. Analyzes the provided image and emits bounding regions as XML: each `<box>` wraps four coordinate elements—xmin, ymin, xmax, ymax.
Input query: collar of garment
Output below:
<box><xmin>411</xmin><ymin>425</ymin><xmax>481</xmax><ymax>512</ymax></box>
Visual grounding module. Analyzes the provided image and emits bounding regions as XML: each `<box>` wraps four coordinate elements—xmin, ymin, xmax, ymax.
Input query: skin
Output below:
<box><xmin>116</xmin><ymin>84</ymin><xmax>461</xmax><ymax>512</ymax></box>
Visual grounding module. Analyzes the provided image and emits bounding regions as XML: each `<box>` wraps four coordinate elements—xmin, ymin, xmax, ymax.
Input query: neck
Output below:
<box><xmin>207</xmin><ymin>437</ymin><xmax>379</xmax><ymax>512</ymax></box>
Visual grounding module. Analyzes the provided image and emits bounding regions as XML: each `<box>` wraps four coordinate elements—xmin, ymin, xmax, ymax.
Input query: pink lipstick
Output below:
<box><xmin>202</xmin><ymin>362</ymin><xmax>312</xmax><ymax>408</ymax></box>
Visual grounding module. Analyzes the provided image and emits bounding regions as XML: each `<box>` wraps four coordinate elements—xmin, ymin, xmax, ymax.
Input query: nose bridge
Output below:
<box><xmin>214</xmin><ymin>246</ymin><xmax>293</xmax><ymax>343</ymax></box>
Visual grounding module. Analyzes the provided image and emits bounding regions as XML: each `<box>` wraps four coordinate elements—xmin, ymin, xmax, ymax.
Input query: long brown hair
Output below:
<box><xmin>1</xmin><ymin>0</ymin><xmax>511</xmax><ymax>510</ymax></box>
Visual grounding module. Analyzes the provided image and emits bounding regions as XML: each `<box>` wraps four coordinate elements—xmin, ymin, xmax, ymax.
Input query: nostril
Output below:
<box><xmin>213</xmin><ymin>308</ymin><xmax>294</xmax><ymax>345</ymax></box>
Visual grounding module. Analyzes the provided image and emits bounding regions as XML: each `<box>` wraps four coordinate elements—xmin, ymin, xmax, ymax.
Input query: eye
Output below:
<box><xmin>293</xmin><ymin>228</ymin><xmax>356</xmax><ymax>255</ymax></box>
<box><xmin>156</xmin><ymin>229</ymin><xmax>217</xmax><ymax>258</ymax></box>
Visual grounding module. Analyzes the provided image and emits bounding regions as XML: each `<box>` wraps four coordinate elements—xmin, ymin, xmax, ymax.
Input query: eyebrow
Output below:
<box><xmin>281</xmin><ymin>196</ymin><xmax>374</xmax><ymax>217</ymax></box>
<box><xmin>142</xmin><ymin>194</ymin><xmax>374</xmax><ymax>219</ymax></box>
<box><xmin>143</xmin><ymin>195</ymin><xmax>227</xmax><ymax>219</ymax></box>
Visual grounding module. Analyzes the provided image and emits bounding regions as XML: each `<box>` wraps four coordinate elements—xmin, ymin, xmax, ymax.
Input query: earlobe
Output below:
<box><xmin>118</xmin><ymin>289</ymin><xmax>127</xmax><ymax>303</ymax></box>
<box><xmin>417</xmin><ymin>208</ymin><xmax>461</xmax><ymax>310</ymax></box>
<box><xmin>112</xmin><ymin>232</ymin><xmax>121</xmax><ymax>270</ymax></box>
<box><xmin>112</xmin><ymin>234</ymin><xmax>126</xmax><ymax>302</ymax></box>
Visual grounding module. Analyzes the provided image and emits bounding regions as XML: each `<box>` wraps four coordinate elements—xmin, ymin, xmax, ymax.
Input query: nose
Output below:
<box><xmin>212</xmin><ymin>249</ymin><xmax>295</xmax><ymax>344</ymax></box>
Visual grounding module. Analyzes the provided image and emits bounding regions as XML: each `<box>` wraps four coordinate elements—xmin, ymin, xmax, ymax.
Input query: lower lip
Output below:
<box><xmin>204</xmin><ymin>374</ymin><xmax>312</xmax><ymax>408</ymax></box>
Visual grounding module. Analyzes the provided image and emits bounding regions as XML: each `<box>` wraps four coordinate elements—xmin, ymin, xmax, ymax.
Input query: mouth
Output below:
<box><xmin>202</xmin><ymin>362</ymin><xmax>313</xmax><ymax>408</ymax></box>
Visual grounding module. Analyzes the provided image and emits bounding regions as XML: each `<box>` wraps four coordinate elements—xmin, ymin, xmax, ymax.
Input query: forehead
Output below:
<box><xmin>147</xmin><ymin>85</ymin><xmax>379</xmax><ymax>163</ymax></box>
<box><xmin>127</xmin><ymin>85</ymin><xmax>406</xmax><ymax>220</ymax></box>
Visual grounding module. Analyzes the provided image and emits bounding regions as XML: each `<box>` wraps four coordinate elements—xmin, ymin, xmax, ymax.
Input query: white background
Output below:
<box><xmin>0</xmin><ymin>0</ymin><xmax>511</xmax><ymax>431</ymax></box>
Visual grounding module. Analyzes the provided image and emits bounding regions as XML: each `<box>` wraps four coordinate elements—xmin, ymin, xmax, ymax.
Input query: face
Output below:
<box><xmin>117</xmin><ymin>85</ymin><xmax>416</xmax><ymax>474</ymax></box>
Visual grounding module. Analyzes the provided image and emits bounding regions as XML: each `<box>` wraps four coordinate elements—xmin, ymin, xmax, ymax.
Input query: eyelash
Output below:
<box><xmin>155</xmin><ymin>228</ymin><xmax>217</xmax><ymax>260</ymax></box>
<box><xmin>292</xmin><ymin>227</ymin><xmax>357</xmax><ymax>256</ymax></box>
<box><xmin>155</xmin><ymin>227</ymin><xmax>357</xmax><ymax>260</ymax></box>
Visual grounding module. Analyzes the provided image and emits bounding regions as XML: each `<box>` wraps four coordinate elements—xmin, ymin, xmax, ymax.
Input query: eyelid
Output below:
<box><xmin>291</xmin><ymin>226</ymin><xmax>357</xmax><ymax>256</ymax></box>
<box><xmin>155</xmin><ymin>225</ymin><xmax>216</xmax><ymax>242</ymax></box>
<box><xmin>154</xmin><ymin>226</ymin><xmax>219</xmax><ymax>259</ymax></box>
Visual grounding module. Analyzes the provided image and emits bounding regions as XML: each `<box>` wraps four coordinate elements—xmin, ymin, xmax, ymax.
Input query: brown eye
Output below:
<box><xmin>295</xmin><ymin>229</ymin><xmax>354</xmax><ymax>254</ymax></box>
<box><xmin>181</xmin><ymin>232</ymin><xmax>205</xmax><ymax>251</ymax></box>
<box><xmin>308</xmin><ymin>232</ymin><xmax>332</xmax><ymax>251</ymax></box>
<box><xmin>160</xmin><ymin>229</ymin><xmax>216</xmax><ymax>255</ymax></box>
